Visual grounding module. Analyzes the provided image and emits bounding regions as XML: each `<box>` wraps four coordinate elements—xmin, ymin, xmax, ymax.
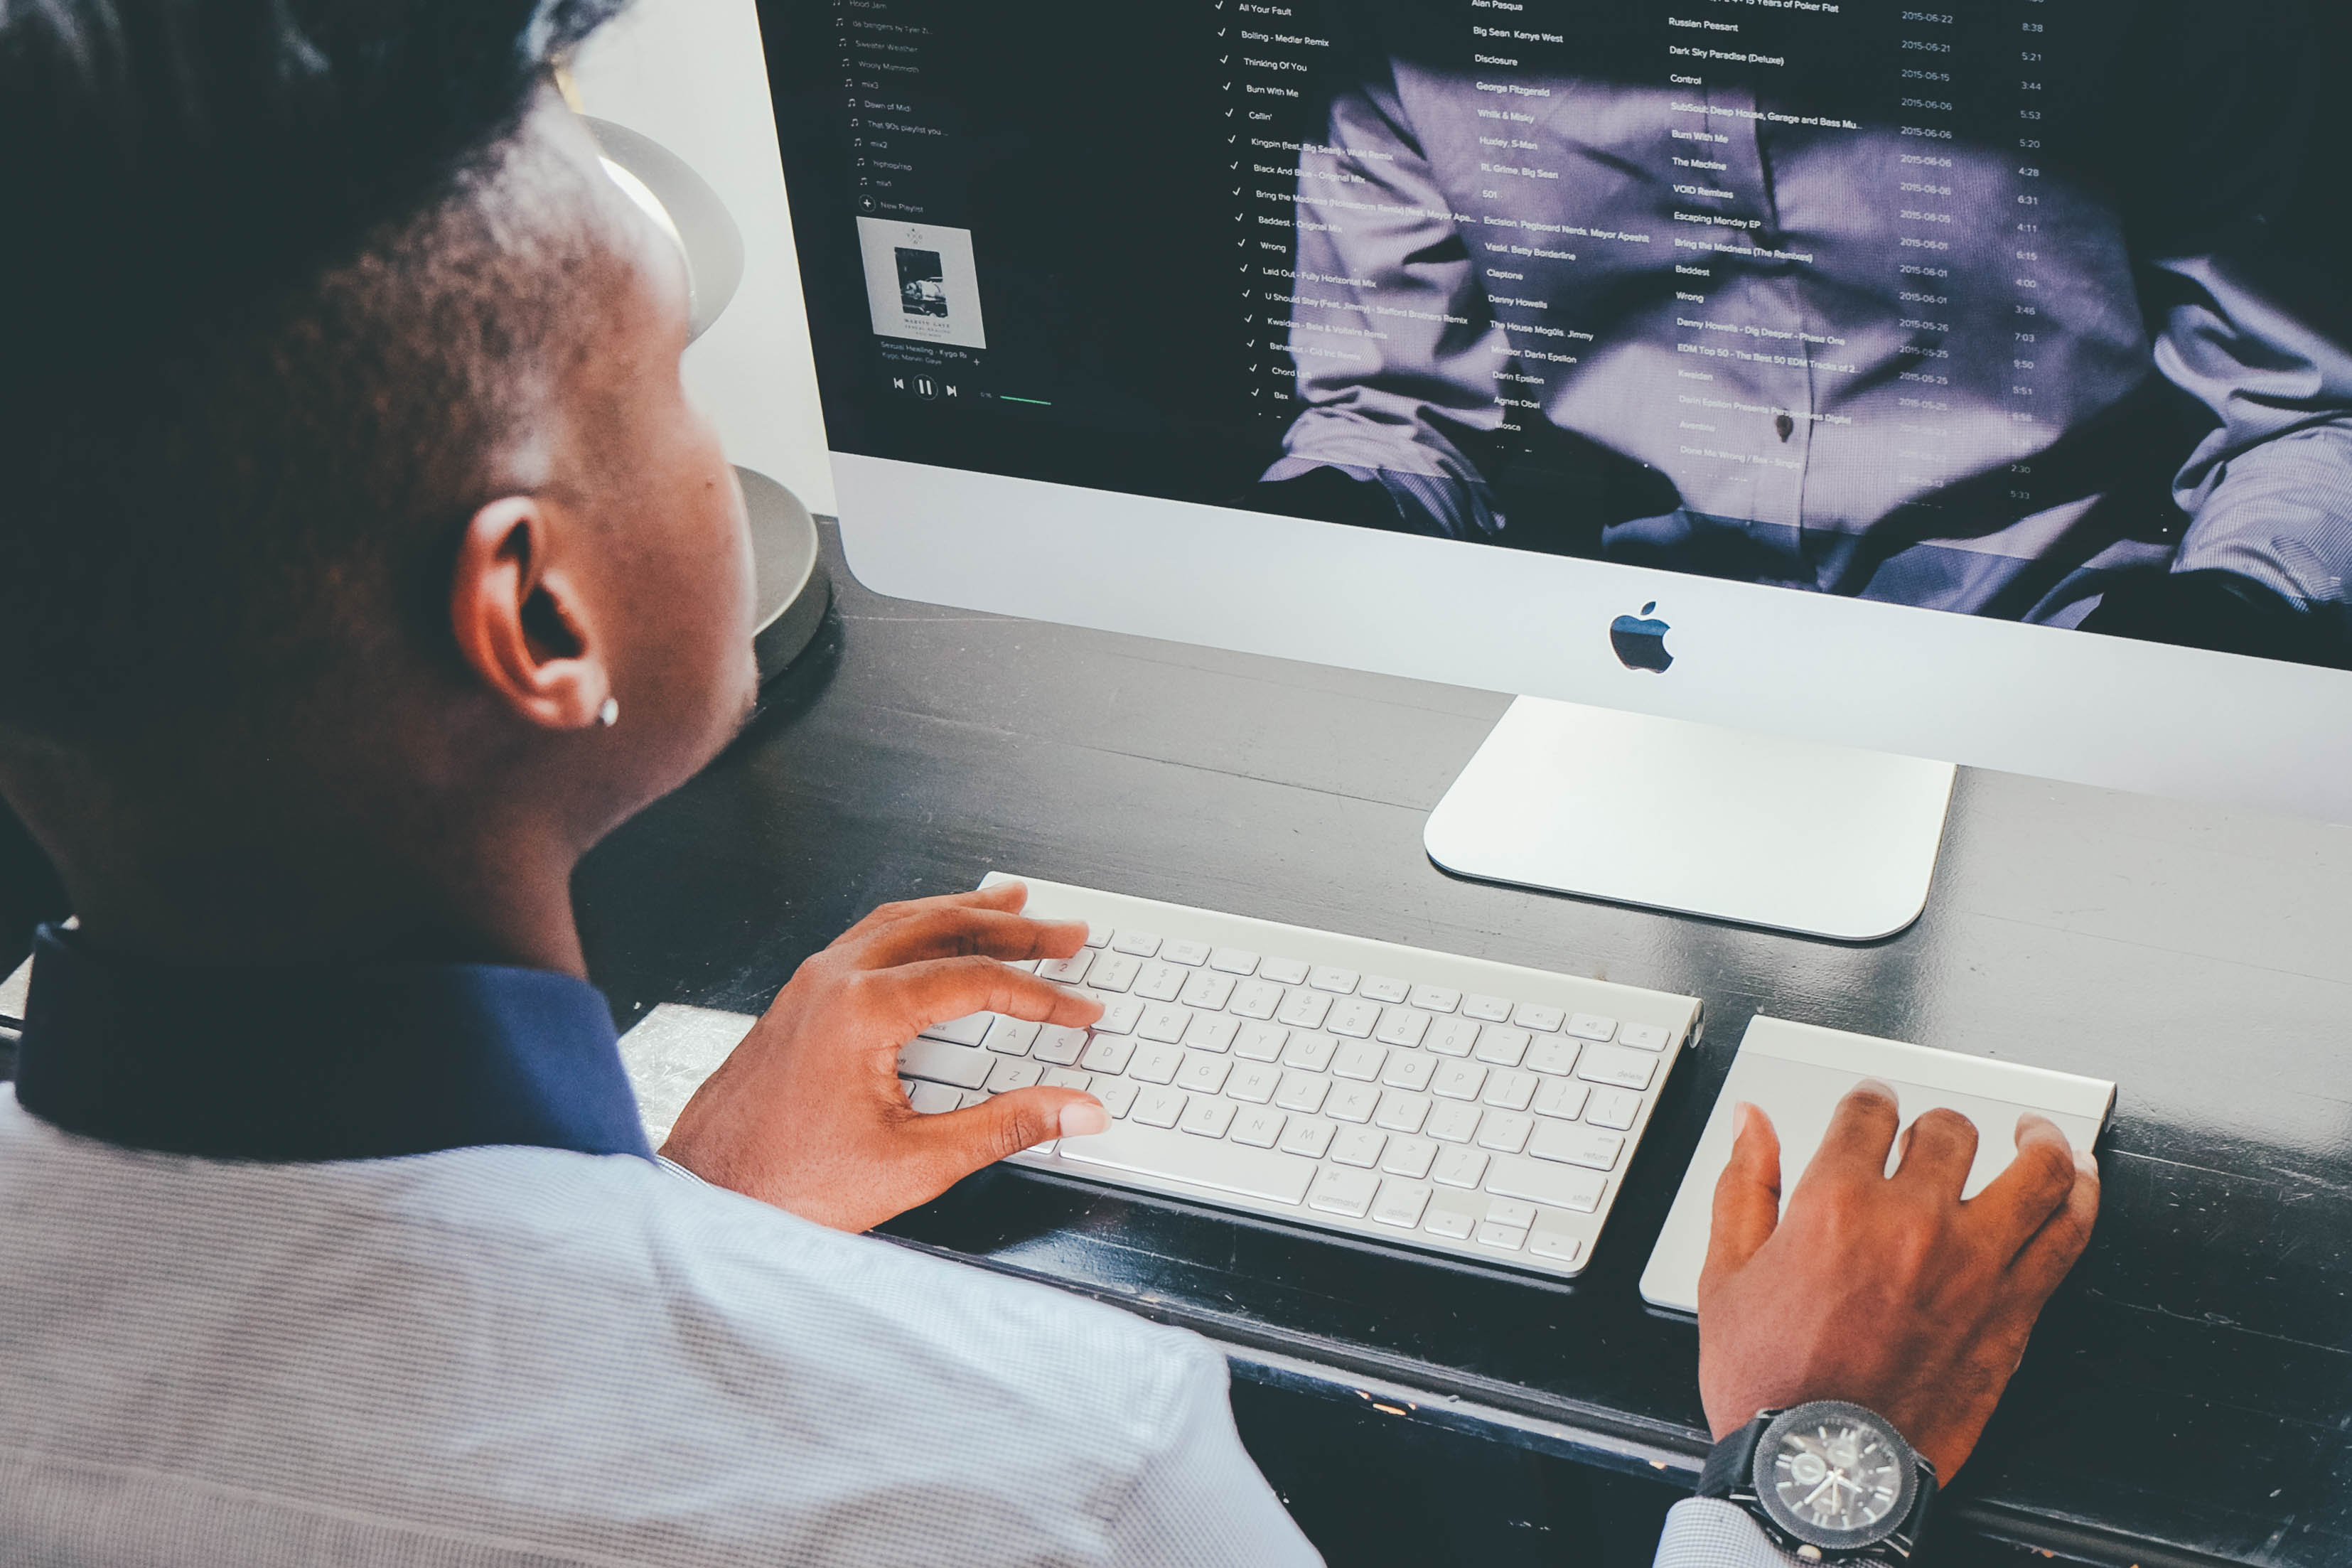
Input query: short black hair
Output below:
<box><xmin>0</xmin><ymin>0</ymin><xmax>631</xmax><ymax>741</ymax></box>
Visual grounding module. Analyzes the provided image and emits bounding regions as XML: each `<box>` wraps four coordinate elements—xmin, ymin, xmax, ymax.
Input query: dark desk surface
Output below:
<box><xmin>591</xmin><ymin>524</ymin><xmax>2335</xmax><ymax>1567</ymax></box>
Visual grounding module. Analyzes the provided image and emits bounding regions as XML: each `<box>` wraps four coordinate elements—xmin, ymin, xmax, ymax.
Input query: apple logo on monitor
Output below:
<box><xmin>1611</xmin><ymin>602</ymin><xmax>1673</xmax><ymax>672</ymax></box>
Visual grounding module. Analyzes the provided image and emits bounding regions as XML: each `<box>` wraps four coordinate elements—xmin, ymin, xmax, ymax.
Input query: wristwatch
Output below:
<box><xmin>1696</xmin><ymin>1400</ymin><xmax>1936</xmax><ymax>1562</ymax></box>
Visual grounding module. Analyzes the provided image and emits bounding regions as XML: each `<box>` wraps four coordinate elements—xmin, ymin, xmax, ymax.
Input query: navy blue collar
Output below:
<box><xmin>11</xmin><ymin>925</ymin><xmax>653</xmax><ymax>1163</ymax></box>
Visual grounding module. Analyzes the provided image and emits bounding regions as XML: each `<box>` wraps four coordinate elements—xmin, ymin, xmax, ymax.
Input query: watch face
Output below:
<box><xmin>1753</xmin><ymin>1402</ymin><xmax>1918</xmax><ymax>1550</ymax></box>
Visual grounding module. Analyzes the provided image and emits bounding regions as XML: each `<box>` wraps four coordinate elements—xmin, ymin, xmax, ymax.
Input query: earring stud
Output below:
<box><xmin>598</xmin><ymin>697</ymin><xmax>620</xmax><ymax>728</ymax></box>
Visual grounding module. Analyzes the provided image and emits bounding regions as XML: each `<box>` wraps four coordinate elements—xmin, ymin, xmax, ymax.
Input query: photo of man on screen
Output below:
<box><xmin>1250</xmin><ymin>0</ymin><xmax>2352</xmax><ymax>667</ymax></box>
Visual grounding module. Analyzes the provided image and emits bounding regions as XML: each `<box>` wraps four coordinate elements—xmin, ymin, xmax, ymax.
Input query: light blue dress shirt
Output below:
<box><xmin>0</xmin><ymin>932</ymin><xmax>1794</xmax><ymax>1565</ymax></box>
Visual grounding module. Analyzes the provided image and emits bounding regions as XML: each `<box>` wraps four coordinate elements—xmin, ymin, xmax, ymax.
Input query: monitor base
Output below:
<box><xmin>1425</xmin><ymin>697</ymin><xmax>1955</xmax><ymax>942</ymax></box>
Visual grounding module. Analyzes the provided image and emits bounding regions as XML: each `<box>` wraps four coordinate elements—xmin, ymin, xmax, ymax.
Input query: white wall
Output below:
<box><xmin>571</xmin><ymin>0</ymin><xmax>837</xmax><ymax>515</ymax></box>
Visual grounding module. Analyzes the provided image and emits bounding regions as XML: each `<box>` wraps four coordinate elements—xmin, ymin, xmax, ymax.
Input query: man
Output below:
<box><xmin>0</xmin><ymin>2</ymin><xmax>2096</xmax><ymax>1563</ymax></box>
<box><xmin>1255</xmin><ymin>0</ymin><xmax>2352</xmax><ymax>665</ymax></box>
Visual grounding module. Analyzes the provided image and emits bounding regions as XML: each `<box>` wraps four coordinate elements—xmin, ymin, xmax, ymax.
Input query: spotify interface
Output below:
<box><xmin>760</xmin><ymin>0</ymin><xmax>2345</xmax><ymax>658</ymax></box>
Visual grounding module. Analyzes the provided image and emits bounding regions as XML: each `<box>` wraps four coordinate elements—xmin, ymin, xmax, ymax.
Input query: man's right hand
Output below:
<box><xmin>1697</xmin><ymin>1081</ymin><xmax>2100</xmax><ymax>1481</ymax></box>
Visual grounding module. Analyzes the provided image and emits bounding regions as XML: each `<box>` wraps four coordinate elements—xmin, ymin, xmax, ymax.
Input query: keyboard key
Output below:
<box><xmin>1427</xmin><ymin>1018</ymin><xmax>1481</xmax><ymax>1058</ymax></box>
<box><xmin>1041</xmin><ymin>1066</ymin><xmax>1091</xmax><ymax>1091</ymax></box>
<box><xmin>1473</xmin><ymin>1026</ymin><xmax>1530</xmax><ymax>1067</ymax></box>
<box><xmin>1513</xmin><ymin>1003</ymin><xmax>1564</xmax><ymax>1033</ymax></box>
<box><xmin>1209</xmin><ymin>947</ymin><xmax>1261</xmax><ymax>975</ymax></box>
<box><xmin>1110</xmin><ymin>930</ymin><xmax>1162</xmax><ymax>957</ymax></box>
<box><xmin>1476</xmin><ymin>1220</ymin><xmax>1528</xmax><ymax>1251</ymax></box>
<box><xmin>1234</xmin><ymin>1021</ymin><xmax>1289</xmax><ymax>1060</ymax></box>
<box><xmin>1381</xmin><ymin>1136</ymin><xmax>1437</xmax><ymax>1178</ymax></box>
<box><xmin>1333</xmin><ymin>1041</ymin><xmax>1387</xmax><ymax>1080</ymax></box>
<box><xmin>1164</xmin><ymin>939</ymin><xmax>1212</xmax><ymax>967</ymax></box>
<box><xmin>1331</xmin><ymin>1127</ymin><xmax>1387</xmax><ymax>1168</ymax></box>
<box><xmin>1529</xmin><ymin>1229</ymin><xmax>1584</xmax><ymax>1265</ymax></box>
<box><xmin>1183</xmin><ymin>1014</ymin><xmax>1240</xmax><ymax>1053</ymax></box>
<box><xmin>1260</xmin><ymin>956</ymin><xmax>1310</xmax><ymax>985</ymax></box>
<box><xmin>1095</xmin><ymin>1079</ymin><xmax>1139</xmax><ymax>1119</ymax></box>
<box><xmin>1277</xmin><ymin>989</ymin><xmax>1333</xmax><ymax>1029</ymax></box>
<box><xmin>1178</xmin><ymin>970</ymin><xmax>1236</xmax><ymax>1010</ymax></box>
<box><xmin>1033</xmin><ymin>1025</ymin><xmax>1089</xmax><ymax>1065</ymax></box>
<box><xmin>1532</xmin><ymin>1079</ymin><xmax>1591</xmax><ymax>1120</ymax></box>
<box><xmin>1229</xmin><ymin>979</ymin><xmax>1284</xmax><ymax>1019</ymax></box>
<box><xmin>1361</xmin><ymin>975</ymin><xmax>1411</xmax><ymax>1004</ymax></box>
<box><xmin>1526</xmin><ymin>1037</ymin><xmax>1581</xmax><ymax>1076</ymax></box>
<box><xmin>1131</xmin><ymin>1042</ymin><xmax>1185</xmax><ymax>1084</ymax></box>
<box><xmin>983</xmin><ymin>1018</ymin><xmax>1041</xmax><ymax>1056</ymax></box>
<box><xmin>1586</xmin><ymin>1087</ymin><xmax>1643</xmax><ymax>1130</ymax></box>
<box><xmin>1432</xmin><ymin>1147</ymin><xmax>1489</xmax><ymax>1188</ymax></box>
<box><xmin>1488</xmin><ymin>1198</ymin><xmax>1538</xmax><ymax>1230</ymax></box>
<box><xmin>1327</xmin><ymin>1083</ymin><xmax>1380</xmax><ymax>1123</ymax></box>
<box><xmin>1409</xmin><ymin>984</ymin><xmax>1461</xmax><ymax>1014</ymax></box>
<box><xmin>1375</xmin><ymin>1091</ymin><xmax>1432</xmax><ymax>1134</ymax></box>
<box><xmin>1374</xmin><ymin>1007</ymin><xmax>1431</xmax><ymax>1048</ymax></box>
<box><xmin>1086</xmin><ymin>952</ymin><xmax>1141</xmax><ymax>993</ymax></box>
<box><xmin>1618</xmin><ymin>1021</ymin><xmax>1672</xmax><ymax>1051</ymax></box>
<box><xmin>1176</xmin><ymin>1052</ymin><xmax>1233</xmax><ymax>1094</ymax></box>
<box><xmin>957</xmin><ymin>1090</ymin><xmax>989</xmax><ymax>1110</ymax></box>
<box><xmin>1060</xmin><ymin>1119</ymin><xmax>1314</xmax><ymax>1204</ymax></box>
<box><xmin>1275</xmin><ymin>1071</ymin><xmax>1331</xmax><ymax>1114</ymax></box>
<box><xmin>908</xmin><ymin>1080</ymin><xmax>961</xmax><ymax>1115</ymax></box>
<box><xmin>1091</xmin><ymin>996</ymin><xmax>1145</xmax><ymax>1035</ymax></box>
<box><xmin>1482</xmin><ymin>1069</ymin><xmax>1537</xmax><ymax>1112</ymax></box>
<box><xmin>1380</xmin><ymin>1051</ymin><xmax>1436</xmax><ymax>1091</ymax></box>
<box><xmin>1037</xmin><ymin>952</ymin><xmax>1093</xmax><ymax>984</ymax></box>
<box><xmin>1231</xmin><ymin>1106</ymin><xmax>1287</xmax><ymax>1147</ymax></box>
<box><xmin>899</xmin><ymin>1038</ymin><xmax>994</xmax><ymax>1089</ymax></box>
<box><xmin>1426</xmin><ymin>1102</ymin><xmax>1483</xmax><ymax>1144</ymax></box>
<box><xmin>1527</xmin><ymin>1119</ymin><xmax>1625</xmax><ymax>1171</ymax></box>
<box><xmin>1328</xmin><ymin>998</ymin><xmax>1382</xmax><ymax>1038</ymax></box>
<box><xmin>1463</xmin><ymin>993</ymin><xmax>1513</xmax><ymax>1023</ymax></box>
<box><xmin>1081</xmin><ymin>923</ymin><xmax>1110</xmax><ymax>949</ymax></box>
<box><xmin>1424</xmin><ymin>1204</ymin><xmax>1477</xmax><ymax>1240</ymax></box>
<box><xmin>1476</xmin><ymin>1112</ymin><xmax>1533</xmax><ymax>1154</ymax></box>
<box><xmin>1180</xmin><ymin>1097</ymin><xmax>1238</xmax><ymax>1139</ymax></box>
<box><xmin>1574</xmin><ymin>1043</ymin><xmax>1657</xmax><ymax>1091</ymax></box>
<box><xmin>1227</xmin><ymin>1063</ymin><xmax>1282</xmax><ymax>1103</ymax></box>
<box><xmin>986</xmin><ymin>1058</ymin><xmax>1043</xmax><ymax>1094</ymax></box>
<box><xmin>1373</xmin><ymin>1178</ymin><xmax>1434</xmax><ymax>1228</ymax></box>
<box><xmin>1132</xmin><ymin>961</ymin><xmax>1186</xmax><ymax>1002</ymax></box>
<box><xmin>1309</xmin><ymin>965</ymin><xmax>1360</xmax><ymax>994</ymax></box>
<box><xmin>920</xmin><ymin>1013</ymin><xmax>994</xmax><ymax>1047</ymax></box>
<box><xmin>1279</xmin><ymin>1117</ymin><xmax>1336</xmax><ymax>1158</ymax></box>
<box><xmin>1282</xmin><ymin>1032</ymin><xmax>1338</xmax><ymax>1072</ymax></box>
<box><xmin>1137</xmin><ymin>1004</ymin><xmax>1191</xmax><ymax>1044</ymax></box>
<box><xmin>1132</xmin><ymin>1087</ymin><xmax>1186</xmax><ymax>1128</ymax></box>
<box><xmin>1309</xmin><ymin>1166</ymin><xmax>1379</xmax><ymax>1218</ymax></box>
<box><xmin>1431</xmin><ymin>1060</ymin><xmax>1487</xmax><ymax>1101</ymax></box>
<box><xmin>1567</xmin><ymin>1013</ymin><xmax>1618</xmax><ymax>1043</ymax></box>
<box><xmin>1486</xmin><ymin>1154</ymin><xmax>1607</xmax><ymax>1212</ymax></box>
<box><xmin>1080</xmin><ymin>1035</ymin><xmax>1135</xmax><ymax>1074</ymax></box>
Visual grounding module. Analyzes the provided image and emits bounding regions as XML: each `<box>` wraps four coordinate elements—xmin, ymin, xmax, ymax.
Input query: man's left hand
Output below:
<box><xmin>659</xmin><ymin>883</ymin><xmax>1107</xmax><ymax>1231</ymax></box>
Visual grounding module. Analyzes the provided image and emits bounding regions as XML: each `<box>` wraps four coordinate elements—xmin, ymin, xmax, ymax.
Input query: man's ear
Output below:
<box><xmin>449</xmin><ymin>495</ymin><xmax>613</xmax><ymax>731</ymax></box>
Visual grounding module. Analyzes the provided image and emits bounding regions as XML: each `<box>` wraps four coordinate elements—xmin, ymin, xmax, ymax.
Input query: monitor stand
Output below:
<box><xmin>1424</xmin><ymin>697</ymin><xmax>1955</xmax><ymax>942</ymax></box>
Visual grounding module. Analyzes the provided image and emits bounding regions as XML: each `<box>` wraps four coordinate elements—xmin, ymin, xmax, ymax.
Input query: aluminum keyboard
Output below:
<box><xmin>896</xmin><ymin>875</ymin><xmax>1703</xmax><ymax>1279</ymax></box>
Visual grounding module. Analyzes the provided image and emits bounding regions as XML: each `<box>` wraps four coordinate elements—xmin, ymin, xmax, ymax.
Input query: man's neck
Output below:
<box><xmin>2</xmin><ymin>744</ymin><xmax>591</xmax><ymax>977</ymax></box>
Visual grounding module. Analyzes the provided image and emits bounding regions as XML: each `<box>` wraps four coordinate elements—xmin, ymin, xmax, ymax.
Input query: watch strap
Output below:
<box><xmin>1696</xmin><ymin>1413</ymin><xmax>1770</xmax><ymax>1502</ymax></box>
<box><xmin>1889</xmin><ymin>1466</ymin><xmax>1938</xmax><ymax>1561</ymax></box>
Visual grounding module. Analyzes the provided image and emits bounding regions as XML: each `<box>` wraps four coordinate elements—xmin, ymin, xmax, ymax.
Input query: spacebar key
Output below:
<box><xmin>1058</xmin><ymin>1123</ymin><xmax>1315</xmax><ymax>1205</ymax></box>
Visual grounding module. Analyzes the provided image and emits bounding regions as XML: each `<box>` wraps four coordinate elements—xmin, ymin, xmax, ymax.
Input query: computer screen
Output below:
<box><xmin>751</xmin><ymin>0</ymin><xmax>2352</xmax><ymax>824</ymax></box>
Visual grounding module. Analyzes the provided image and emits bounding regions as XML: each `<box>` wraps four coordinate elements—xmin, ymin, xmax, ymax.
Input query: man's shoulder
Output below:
<box><xmin>0</xmin><ymin>1096</ymin><xmax>1228</xmax><ymax>1562</ymax></box>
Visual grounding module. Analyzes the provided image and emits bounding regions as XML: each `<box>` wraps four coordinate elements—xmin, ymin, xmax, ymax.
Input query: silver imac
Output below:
<box><xmin>681</xmin><ymin>0</ymin><xmax>2350</xmax><ymax>938</ymax></box>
